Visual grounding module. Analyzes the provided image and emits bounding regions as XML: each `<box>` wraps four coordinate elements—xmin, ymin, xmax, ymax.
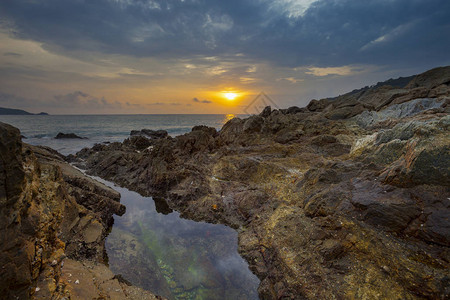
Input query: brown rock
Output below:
<box><xmin>0</xmin><ymin>123</ymin><xmax>160</xmax><ymax>299</ymax></box>
<box><xmin>73</xmin><ymin>66</ymin><xmax>450</xmax><ymax>300</ymax></box>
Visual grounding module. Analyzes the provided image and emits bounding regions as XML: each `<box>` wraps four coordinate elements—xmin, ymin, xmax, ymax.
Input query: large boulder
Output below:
<box><xmin>406</xmin><ymin>66</ymin><xmax>450</xmax><ymax>89</ymax></box>
<box><xmin>0</xmin><ymin>122</ymin><xmax>25</xmax><ymax>207</ymax></box>
<box><xmin>0</xmin><ymin>123</ymin><xmax>153</xmax><ymax>299</ymax></box>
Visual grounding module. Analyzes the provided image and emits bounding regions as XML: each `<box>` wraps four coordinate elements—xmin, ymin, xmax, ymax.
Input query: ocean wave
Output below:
<box><xmin>32</xmin><ymin>133</ymin><xmax>51</xmax><ymax>139</ymax></box>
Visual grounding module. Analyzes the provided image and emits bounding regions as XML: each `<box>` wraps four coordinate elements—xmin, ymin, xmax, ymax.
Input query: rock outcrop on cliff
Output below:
<box><xmin>0</xmin><ymin>122</ymin><xmax>161</xmax><ymax>299</ymax></box>
<box><xmin>72</xmin><ymin>66</ymin><xmax>450</xmax><ymax>299</ymax></box>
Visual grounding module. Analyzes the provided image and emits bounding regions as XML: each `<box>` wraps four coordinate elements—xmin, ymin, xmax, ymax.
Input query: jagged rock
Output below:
<box><xmin>307</xmin><ymin>98</ymin><xmax>329</xmax><ymax>111</ymax></box>
<box><xmin>124</xmin><ymin>135</ymin><xmax>153</xmax><ymax>150</ymax></box>
<box><xmin>243</xmin><ymin>115</ymin><xmax>264</xmax><ymax>133</ymax></box>
<box><xmin>381</xmin><ymin>137</ymin><xmax>450</xmax><ymax>187</ymax></box>
<box><xmin>324</xmin><ymin>103</ymin><xmax>365</xmax><ymax>120</ymax></box>
<box><xmin>274</xmin><ymin>128</ymin><xmax>304</xmax><ymax>144</ymax></box>
<box><xmin>0</xmin><ymin>123</ymin><xmax>159</xmax><ymax>299</ymax></box>
<box><xmin>353</xmin><ymin>97</ymin><xmax>446</xmax><ymax>128</ymax></box>
<box><xmin>428</xmin><ymin>84</ymin><xmax>450</xmax><ymax>98</ymax></box>
<box><xmin>218</xmin><ymin>117</ymin><xmax>244</xmax><ymax>145</ymax></box>
<box><xmin>285</xmin><ymin>106</ymin><xmax>305</xmax><ymax>114</ymax></box>
<box><xmin>176</xmin><ymin>127</ymin><xmax>217</xmax><ymax>154</ymax></box>
<box><xmin>406</xmin><ymin>66</ymin><xmax>450</xmax><ymax>89</ymax></box>
<box><xmin>259</xmin><ymin>106</ymin><xmax>272</xmax><ymax>118</ymax></box>
<box><xmin>55</xmin><ymin>132</ymin><xmax>87</xmax><ymax>139</ymax></box>
<box><xmin>74</xmin><ymin>66</ymin><xmax>450</xmax><ymax>300</ymax></box>
<box><xmin>0</xmin><ymin>122</ymin><xmax>25</xmax><ymax>207</ymax></box>
<box><xmin>192</xmin><ymin>125</ymin><xmax>218</xmax><ymax>136</ymax></box>
<box><xmin>130</xmin><ymin>129</ymin><xmax>168</xmax><ymax>139</ymax></box>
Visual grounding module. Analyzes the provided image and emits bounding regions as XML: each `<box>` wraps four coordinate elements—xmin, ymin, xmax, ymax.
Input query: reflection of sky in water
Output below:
<box><xmin>93</xmin><ymin>176</ymin><xmax>259</xmax><ymax>300</ymax></box>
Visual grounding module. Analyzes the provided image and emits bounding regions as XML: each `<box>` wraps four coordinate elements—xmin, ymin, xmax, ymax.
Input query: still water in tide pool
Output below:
<box><xmin>94</xmin><ymin>177</ymin><xmax>260</xmax><ymax>300</ymax></box>
<box><xmin>1</xmin><ymin>114</ymin><xmax>259</xmax><ymax>298</ymax></box>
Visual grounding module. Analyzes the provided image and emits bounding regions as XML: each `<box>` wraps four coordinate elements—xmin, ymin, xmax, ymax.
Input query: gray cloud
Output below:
<box><xmin>53</xmin><ymin>91</ymin><xmax>122</xmax><ymax>109</ymax></box>
<box><xmin>0</xmin><ymin>91</ymin><xmax>126</xmax><ymax>113</ymax></box>
<box><xmin>3</xmin><ymin>52</ymin><xmax>22</xmax><ymax>57</ymax></box>
<box><xmin>193</xmin><ymin>97</ymin><xmax>212</xmax><ymax>104</ymax></box>
<box><xmin>0</xmin><ymin>0</ymin><xmax>448</xmax><ymax>69</ymax></box>
<box><xmin>0</xmin><ymin>92</ymin><xmax>35</xmax><ymax>108</ymax></box>
<box><xmin>147</xmin><ymin>102</ymin><xmax>181</xmax><ymax>106</ymax></box>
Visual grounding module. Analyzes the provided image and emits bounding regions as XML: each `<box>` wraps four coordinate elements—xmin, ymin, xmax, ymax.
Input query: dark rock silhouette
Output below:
<box><xmin>55</xmin><ymin>132</ymin><xmax>87</xmax><ymax>139</ymax></box>
<box><xmin>0</xmin><ymin>107</ymin><xmax>49</xmax><ymax>115</ymax></box>
<box><xmin>130</xmin><ymin>129</ymin><xmax>168</xmax><ymax>139</ymax></box>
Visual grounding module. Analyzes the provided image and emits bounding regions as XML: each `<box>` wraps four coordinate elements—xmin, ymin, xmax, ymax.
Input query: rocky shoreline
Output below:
<box><xmin>0</xmin><ymin>123</ymin><xmax>162</xmax><ymax>299</ymax></box>
<box><xmin>1</xmin><ymin>66</ymin><xmax>449</xmax><ymax>299</ymax></box>
<box><xmin>69</xmin><ymin>66</ymin><xmax>450</xmax><ymax>299</ymax></box>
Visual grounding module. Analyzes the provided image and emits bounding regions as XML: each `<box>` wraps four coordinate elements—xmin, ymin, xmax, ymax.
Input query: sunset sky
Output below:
<box><xmin>0</xmin><ymin>0</ymin><xmax>449</xmax><ymax>114</ymax></box>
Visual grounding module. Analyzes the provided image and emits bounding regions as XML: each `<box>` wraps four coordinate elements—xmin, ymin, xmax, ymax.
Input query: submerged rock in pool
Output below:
<box><xmin>104</xmin><ymin>182</ymin><xmax>260</xmax><ymax>300</ymax></box>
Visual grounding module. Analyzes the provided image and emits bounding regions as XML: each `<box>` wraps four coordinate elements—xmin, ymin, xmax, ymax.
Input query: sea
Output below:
<box><xmin>0</xmin><ymin>114</ymin><xmax>239</xmax><ymax>155</ymax></box>
<box><xmin>0</xmin><ymin>114</ymin><xmax>260</xmax><ymax>300</ymax></box>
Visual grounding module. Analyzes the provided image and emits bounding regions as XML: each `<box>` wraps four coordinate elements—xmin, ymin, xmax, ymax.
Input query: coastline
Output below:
<box><xmin>1</xmin><ymin>66</ymin><xmax>449</xmax><ymax>299</ymax></box>
<box><xmin>0</xmin><ymin>123</ymin><xmax>163</xmax><ymax>299</ymax></box>
<box><xmin>70</xmin><ymin>66</ymin><xmax>450</xmax><ymax>299</ymax></box>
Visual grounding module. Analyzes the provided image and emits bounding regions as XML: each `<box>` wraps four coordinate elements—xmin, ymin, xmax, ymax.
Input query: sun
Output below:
<box><xmin>224</xmin><ymin>92</ymin><xmax>237</xmax><ymax>100</ymax></box>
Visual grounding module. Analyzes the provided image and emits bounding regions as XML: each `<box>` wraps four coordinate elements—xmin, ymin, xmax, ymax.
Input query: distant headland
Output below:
<box><xmin>0</xmin><ymin>107</ymin><xmax>49</xmax><ymax>115</ymax></box>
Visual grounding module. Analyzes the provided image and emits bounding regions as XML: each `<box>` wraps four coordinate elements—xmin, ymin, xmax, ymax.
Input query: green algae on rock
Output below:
<box><xmin>103</xmin><ymin>180</ymin><xmax>260</xmax><ymax>300</ymax></box>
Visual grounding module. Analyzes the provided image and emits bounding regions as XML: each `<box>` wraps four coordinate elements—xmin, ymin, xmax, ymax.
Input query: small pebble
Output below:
<box><xmin>35</xmin><ymin>287</ymin><xmax>40</xmax><ymax>292</ymax></box>
<box><xmin>75</xmin><ymin>279</ymin><xmax>80</xmax><ymax>284</ymax></box>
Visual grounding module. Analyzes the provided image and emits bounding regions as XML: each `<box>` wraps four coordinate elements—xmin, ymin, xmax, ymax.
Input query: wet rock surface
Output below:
<box><xmin>71</xmin><ymin>66</ymin><xmax>450</xmax><ymax>299</ymax></box>
<box><xmin>0</xmin><ymin>122</ymin><xmax>161</xmax><ymax>299</ymax></box>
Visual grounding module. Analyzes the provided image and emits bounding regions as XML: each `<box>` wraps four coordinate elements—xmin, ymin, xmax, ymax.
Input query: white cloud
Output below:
<box><xmin>207</xmin><ymin>66</ymin><xmax>227</xmax><ymax>76</ymax></box>
<box><xmin>277</xmin><ymin>77</ymin><xmax>304</xmax><ymax>83</ymax></box>
<box><xmin>247</xmin><ymin>65</ymin><xmax>257</xmax><ymax>73</ymax></box>
<box><xmin>305</xmin><ymin>66</ymin><xmax>360</xmax><ymax>77</ymax></box>
<box><xmin>130</xmin><ymin>23</ymin><xmax>166</xmax><ymax>43</ymax></box>
<box><xmin>360</xmin><ymin>21</ymin><xmax>416</xmax><ymax>51</ymax></box>
<box><xmin>240</xmin><ymin>76</ymin><xmax>257</xmax><ymax>84</ymax></box>
<box><xmin>203</xmin><ymin>13</ymin><xmax>234</xmax><ymax>48</ymax></box>
<box><xmin>267</xmin><ymin>0</ymin><xmax>319</xmax><ymax>18</ymax></box>
<box><xmin>109</xmin><ymin>0</ymin><xmax>161</xmax><ymax>11</ymax></box>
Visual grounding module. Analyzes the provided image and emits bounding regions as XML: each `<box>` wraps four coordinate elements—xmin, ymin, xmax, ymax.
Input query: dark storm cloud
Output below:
<box><xmin>0</xmin><ymin>0</ymin><xmax>449</xmax><ymax>68</ymax></box>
